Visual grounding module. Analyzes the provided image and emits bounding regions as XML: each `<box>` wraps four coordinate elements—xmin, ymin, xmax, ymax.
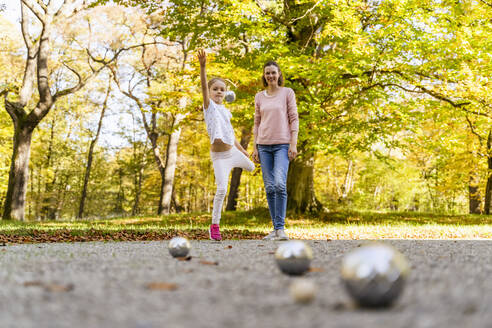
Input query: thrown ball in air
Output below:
<box><xmin>225</xmin><ymin>90</ymin><xmax>236</xmax><ymax>103</ymax></box>
<box><xmin>275</xmin><ymin>241</ymin><xmax>313</xmax><ymax>276</ymax></box>
<box><xmin>168</xmin><ymin>237</ymin><xmax>191</xmax><ymax>258</ymax></box>
<box><xmin>340</xmin><ymin>242</ymin><xmax>410</xmax><ymax>307</ymax></box>
<box><xmin>289</xmin><ymin>278</ymin><xmax>316</xmax><ymax>304</ymax></box>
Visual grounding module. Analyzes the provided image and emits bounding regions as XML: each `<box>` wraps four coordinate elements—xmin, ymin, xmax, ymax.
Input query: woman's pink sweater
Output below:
<box><xmin>254</xmin><ymin>87</ymin><xmax>299</xmax><ymax>145</ymax></box>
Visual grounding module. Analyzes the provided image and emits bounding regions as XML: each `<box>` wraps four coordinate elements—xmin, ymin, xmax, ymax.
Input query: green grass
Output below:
<box><xmin>1</xmin><ymin>208</ymin><xmax>492</xmax><ymax>240</ymax></box>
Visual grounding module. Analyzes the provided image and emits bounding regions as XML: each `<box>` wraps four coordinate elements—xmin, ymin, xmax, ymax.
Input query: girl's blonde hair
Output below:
<box><xmin>208</xmin><ymin>77</ymin><xmax>226</xmax><ymax>89</ymax></box>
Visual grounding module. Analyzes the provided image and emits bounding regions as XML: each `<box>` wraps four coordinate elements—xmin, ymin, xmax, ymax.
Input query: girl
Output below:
<box><xmin>252</xmin><ymin>61</ymin><xmax>299</xmax><ymax>241</ymax></box>
<box><xmin>198</xmin><ymin>49</ymin><xmax>255</xmax><ymax>241</ymax></box>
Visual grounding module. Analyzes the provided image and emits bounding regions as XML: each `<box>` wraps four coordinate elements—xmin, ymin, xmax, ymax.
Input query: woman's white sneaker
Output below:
<box><xmin>263</xmin><ymin>230</ymin><xmax>277</xmax><ymax>240</ymax></box>
<box><xmin>276</xmin><ymin>229</ymin><xmax>289</xmax><ymax>241</ymax></box>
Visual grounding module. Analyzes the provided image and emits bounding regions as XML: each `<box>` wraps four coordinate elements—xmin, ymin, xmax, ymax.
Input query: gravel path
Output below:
<box><xmin>0</xmin><ymin>240</ymin><xmax>490</xmax><ymax>328</ymax></box>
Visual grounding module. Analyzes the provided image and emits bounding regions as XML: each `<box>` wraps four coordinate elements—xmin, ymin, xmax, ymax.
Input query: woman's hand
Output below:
<box><xmin>252</xmin><ymin>148</ymin><xmax>260</xmax><ymax>164</ymax></box>
<box><xmin>197</xmin><ymin>49</ymin><xmax>206</xmax><ymax>67</ymax></box>
<box><xmin>288</xmin><ymin>144</ymin><xmax>297</xmax><ymax>161</ymax></box>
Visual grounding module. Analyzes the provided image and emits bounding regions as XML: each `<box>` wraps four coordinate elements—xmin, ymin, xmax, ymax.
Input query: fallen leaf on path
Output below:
<box><xmin>176</xmin><ymin>256</ymin><xmax>192</xmax><ymax>261</ymax></box>
<box><xmin>45</xmin><ymin>283</ymin><xmax>74</xmax><ymax>292</ymax></box>
<box><xmin>199</xmin><ymin>260</ymin><xmax>219</xmax><ymax>266</ymax></box>
<box><xmin>146</xmin><ymin>282</ymin><xmax>178</xmax><ymax>291</ymax></box>
<box><xmin>308</xmin><ymin>267</ymin><xmax>325</xmax><ymax>272</ymax></box>
<box><xmin>24</xmin><ymin>281</ymin><xmax>73</xmax><ymax>292</ymax></box>
<box><xmin>225</xmin><ymin>245</ymin><xmax>232</xmax><ymax>249</ymax></box>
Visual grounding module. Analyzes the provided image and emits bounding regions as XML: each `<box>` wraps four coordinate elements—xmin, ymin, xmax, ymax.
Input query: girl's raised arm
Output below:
<box><xmin>197</xmin><ymin>49</ymin><xmax>210</xmax><ymax>109</ymax></box>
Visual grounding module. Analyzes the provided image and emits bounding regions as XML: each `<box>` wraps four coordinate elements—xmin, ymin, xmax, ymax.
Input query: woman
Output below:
<box><xmin>252</xmin><ymin>61</ymin><xmax>299</xmax><ymax>240</ymax></box>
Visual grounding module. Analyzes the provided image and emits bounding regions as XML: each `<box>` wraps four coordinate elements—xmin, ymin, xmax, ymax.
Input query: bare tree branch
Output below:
<box><xmin>461</xmin><ymin>107</ymin><xmax>492</xmax><ymax>118</ymax></box>
<box><xmin>85</xmin><ymin>41</ymin><xmax>167</xmax><ymax>65</ymax></box>
<box><xmin>54</xmin><ymin>0</ymin><xmax>70</xmax><ymax>17</ymax></box>
<box><xmin>38</xmin><ymin>0</ymin><xmax>48</xmax><ymax>13</ymax></box>
<box><xmin>21</xmin><ymin>0</ymin><xmax>46</xmax><ymax>23</ymax></box>
<box><xmin>20</xmin><ymin>2</ymin><xmax>35</xmax><ymax>50</ymax></box>
<box><xmin>416</xmin><ymin>84</ymin><xmax>470</xmax><ymax>108</ymax></box>
<box><xmin>53</xmin><ymin>63</ymin><xmax>102</xmax><ymax>98</ymax></box>
<box><xmin>108</xmin><ymin>64</ymin><xmax>153</xmax><ymax>137</ymax></box>
<box><xmin>55</xmin><ymin>41</ymin><xmax>162</xmax><ymax>99</ymax></box>
<box><xmin>465</xmin><ymin>115</ymin><xmax>484</xmax><ymax>146</ymax></box>
<box><xmin>290</xmin><ymin>0</ymin><xmax>322</xmax><ymax>23</ymax></box>
<box><xmin>57</xmin><ymin>62</ymin><xmax>82</xmax><ymax>91</ymax></box>
<box><xmin>479</xmin><ymin>0</ymin><xmax>492</xmax><ymax>8</ymax></box>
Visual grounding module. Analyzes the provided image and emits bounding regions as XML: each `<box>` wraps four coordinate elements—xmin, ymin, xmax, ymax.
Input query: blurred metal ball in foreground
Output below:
<box><xmin>341</xmin><ymin>242</ymin><xmax>410</xmax><ymax>307</ymax></box>
<box><xmin>275</xmin><ymin>241</ymin><xmax>313</xmax><ymax>276</ymax></box>
<box><xmin>225</xmin><ymin>90</ymin><xmax>236</xmax><ymax>103</ymax></box>
<box><xmin>168</xmin><ymin>237</ymin><xmax>191</xmax><ymax>258</ymax></box>
<box><xmin>289</xmin><ymin>278</ymin><xmax>316</xmax><ymax>304</ymax></box>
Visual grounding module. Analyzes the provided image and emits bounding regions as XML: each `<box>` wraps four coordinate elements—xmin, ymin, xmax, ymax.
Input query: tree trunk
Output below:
<box><xmin>485</xmin><ymin>171</ymin><xmax>492</xmax><ymax>215</ymax></box>
<box><xmin>226</xmin><ymin>129</ymin><xmax>251</xmax><ymax>211</ymax></box>
<box><xmin>78</xmin><ymin>86</ymin><xmax>110</xmax><ymax>218</ymax></box>
<box><xmin>171</xmin><ymin>188</ymin><xmax>184</xmax><ymax>213</ymax></box>
<box><xmin>484</xmin><ymin>130</ymin><xmax>492</xmax><ymax>214</ymax></box>
<box><xmin>77</xmin><ymin>136</ymin><xmax>97</xmax><ymax>218</ymax></box>
<box><xmin>40</xmin><ymin>115</ymin><xmax>57</xmax><ymax>220</ymax></box>
<box><xmin>339</xmin><ymin>159</ymin><xmax>354</xmax><ymax>203</ymax></box>
<box><xmin>114</xmin><ymin>167</ymin><xmax>125</xmax><ymax>214</ymax></box>
<box><xmin>132</xmin><ymin>163</ymin><xmax>144</xmax><ymax>216</ymax></box>
<box><xmin>159</xmin><ymin>114</ymin><xmax>184</xmax><ymax>214</ymax></box>
<box><xmin>468</xmin><ymin>171</ymin><xmax>482</xmax><ymax>214</ymax></box>
<box><xmin>2</xmin><ymin>124</ymin><xmax>33</xmax><ymax>221</ymax></box>
<box><xmin>287</xmin><ymin>151</ymin><xmax>322</xmax><ymax>213</ymax></box>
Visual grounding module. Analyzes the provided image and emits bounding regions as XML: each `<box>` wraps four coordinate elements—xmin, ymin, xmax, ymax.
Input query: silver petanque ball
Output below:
<box><xmin>275</xmin><ymin>241</ymin><xmax>313</xmax><ymax>276</ymax></box>
<box><xmin>341</xmin><ymin>242</ymin><xmax>410</xmax><ymax>307</ymax></box>
<box><xmin>225</xmin><ymin>90</ymin><xmax>236</xmax><ymax>103</ymax></box>
<box><xmin>168</xmin><ymin>237</ymin><xmax>191</xmax><ymax>258</ymax></box>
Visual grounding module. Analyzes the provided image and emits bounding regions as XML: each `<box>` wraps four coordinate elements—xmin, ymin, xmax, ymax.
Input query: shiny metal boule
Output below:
<box><xmin>225</xmin><ymin>90</ymin><xmax>236</xmax><ymax>103</ymax></box>
<box><xmin>275</xmin><ymin>241</ymin><xmax>313</xmax><ymax>276</ymax></box>
<box><xmin>341</xmin><ymin>242</ymin><xmax>410</xmax><ymax>307</ymax></box>
<box><xmin>168</xmin><ymin>237</ymin><xmax>191</xmax><ymax>258</ymax></box>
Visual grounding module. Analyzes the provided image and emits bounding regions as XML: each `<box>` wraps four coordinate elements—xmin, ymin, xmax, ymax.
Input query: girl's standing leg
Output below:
<box><xmin>210</xmin><ymin>151</ymin><xmax>234</xmax><ymax>240</ymax></box>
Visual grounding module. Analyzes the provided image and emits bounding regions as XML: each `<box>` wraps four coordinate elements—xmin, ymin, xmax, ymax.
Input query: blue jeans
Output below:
<box><xmin>257</xmin><ymin>144</ymin><xmax>290</xmax><ymax>230</ymax></box>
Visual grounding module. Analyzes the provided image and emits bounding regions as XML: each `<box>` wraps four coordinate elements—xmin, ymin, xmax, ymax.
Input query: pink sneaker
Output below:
<box><xmin>209</xmin><ymin>224</ymin><xmax>222</xmax><ymax>241</ymax></box>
